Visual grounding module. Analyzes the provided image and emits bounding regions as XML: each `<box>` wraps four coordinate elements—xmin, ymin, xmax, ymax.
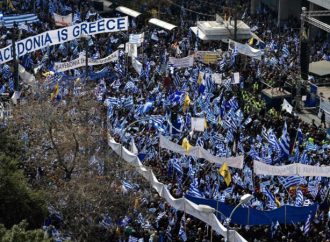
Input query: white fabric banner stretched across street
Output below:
<box><xmin>253</xmin><ymin>160</ymin><xmax>330</xmax><ymax>177</ymax></box>
<box><xmin>159</xmin><ymin>135</ymin><xmax>244</xmax><ymax>169</ymax></box>
<box><xmin>0</xmin><ymin>16</ymin><xmax>128</xmax><ymax>64</ymax></box>
<box><xmin>54</xmin><ymin>50</ymin><xmax>119</xmax><ymax>72</ymax></box>
<box><xmin>108</xmin><ymin>136</ymin><xmax>247</xmax><ymax>242</ymax></box>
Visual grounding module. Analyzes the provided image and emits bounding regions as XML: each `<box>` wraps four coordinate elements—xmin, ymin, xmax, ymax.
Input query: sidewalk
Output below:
<box><xmin>297</xmin><ymin>109</ymin><xmax>322</xmax><ymax>126</ymax></box>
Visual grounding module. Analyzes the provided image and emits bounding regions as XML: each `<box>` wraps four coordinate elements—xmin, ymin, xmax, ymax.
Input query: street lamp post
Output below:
<box><xmin>226</xmin><ymin>194</ymin><xmax>253</xmax><ymax>242</ymax></box>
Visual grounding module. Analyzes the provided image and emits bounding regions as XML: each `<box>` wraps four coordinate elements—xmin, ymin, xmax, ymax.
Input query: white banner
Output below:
<box><xmin>129</xmin><ymin>32</ymin><xmax>144</xmax><ymax>45</ymax></box>
<box><xmin>195</xmin><ymin>51</ymin><xmax>220</xmax><ymax>64</ymax></box>
<box><xmin>168</xmin><ymin>55</ymin><xmax>194</xmax><ymax>68</ymax></box>
<box><xmin>191</xmin><ymin>117</ymin><xmax>205</xmax><ymax>132</ymax></box>
<box><xmin>125</xmin><ymin>42</ymin><xmax>138</xmax><ymax>57</ymax></box>
<box><xmin>108</xmin><ymin>136</ymin><xmax>247</xmax><ymax>242</ymax></box>
<box><xmin>54</xmin><ymin>51</ymin><xmax>119</xmax><ymax>72</ymax></box>
<box><xmin>233</xmin><ymin>72</ymin><xmax>240</xmax><ymax>84</ymax></box>
<box><xmin>159</xmin><ymin>135</ymin><xmax>244</xmax><ymax>169</ymax></box>
<box><xmin>212</xmin><ymin>73</ymin><xmax>222</xmax><ymax>85</ymax></box>
<box><xmin>0</xmin><ymin>17</ymin><xmax>128</xmax><ymax>64</ymax></box>
<box><xmin>132</xmin><ymin>57</ymin><xmax>142</xmax><ymax>75</ymax></box>
<box><xmin>228</xmin><ymin>39</ymin><xmax>263</xmax><ymax>60</ymax></box>
<box><xmin>253</xmin><ymin>160</ymin><xmax>330</xmax><ymax>177</ymax></box>
<box><xmin>18</xmin><ymin>64</ymin><xmax>36</xmax><ymax>85</ymax></box>
<box><xmin>53</xmin><ymin>13</ymin><xmax>72</xmax><ymax>27</ymax></box>
<box><xmin>282</xmin><ymin>99</ymin><xmax>293</xmax><ymax>114</ymax></box>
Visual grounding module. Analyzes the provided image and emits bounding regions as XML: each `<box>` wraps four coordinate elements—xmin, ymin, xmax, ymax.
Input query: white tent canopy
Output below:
<box><xmin>115</xmin><ymin>6</ymin><xmax>141</xmax><ymax>18</ymax></box>
<box><xmin>148</xmin><ymin>18</ymin><xmax>177</xmax><ymax>31</ymax></box>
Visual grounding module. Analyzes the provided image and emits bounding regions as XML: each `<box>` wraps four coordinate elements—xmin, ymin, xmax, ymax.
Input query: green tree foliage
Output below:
<box><xmin>0</xmin><ymin>220</ymin><xmax>51</xmax><ymax>242</ymax></box>
<box><xmin>0</xmin><ymin>126</ymin><xmax>47</xmax><ymax>229</ymax></box>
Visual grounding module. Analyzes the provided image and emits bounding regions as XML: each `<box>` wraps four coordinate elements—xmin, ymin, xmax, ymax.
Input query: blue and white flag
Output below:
<box><xmin>3</xmin><ymin>14</ymin><xmax>39</xmax><ymax>28</ymax></box>
<box><xmin>295</xmin><ymin>189</ymin><xmax>304</xmax><ymax>206</ymax></box>
<box><xmin>279</xmin><ymin>122</ymin><xmax>290</xmax><ymax>157</ymax></box>
<box><xmin>187</xmin><ymin>179</ymin><xmax>203</xmax><ymax>198</ymax></box>
<box><xmin>303</xmin><ymin>214</ymin><xmax>312</xmax><ymax>235</ymax></box>
<box><xmin>178</xmin><ymin>217</ymin><xmax>187</xmax><ymax>242</ymax></box>
<box><xmin>278</xmin><ymin>176</ymin><xmax>303</xmax><ymax>189</ymax></box>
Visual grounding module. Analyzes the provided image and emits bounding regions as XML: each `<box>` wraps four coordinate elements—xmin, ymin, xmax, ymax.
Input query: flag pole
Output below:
<box><xmin>291</xmin><ymin>123</ymin><xmax>301</xmax><ymax>155</ymax></box>
<box><xmin>278</xmin><ymin>178</ymin><xmax>294</xmax><ymax>203</ymax></box>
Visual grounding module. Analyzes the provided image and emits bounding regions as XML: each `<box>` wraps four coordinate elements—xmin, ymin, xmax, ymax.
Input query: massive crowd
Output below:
<box><xmin>1</xmin><ymin>0</ymin><xmax>330</xmax><ymax>241</ymax></box>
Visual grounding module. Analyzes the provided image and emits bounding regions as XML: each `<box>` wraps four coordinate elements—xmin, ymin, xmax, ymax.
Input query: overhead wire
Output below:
<box><xmin>165</xmin><ymin>0</ymin><xmax>216</xmax><ymax>17</ymax></box>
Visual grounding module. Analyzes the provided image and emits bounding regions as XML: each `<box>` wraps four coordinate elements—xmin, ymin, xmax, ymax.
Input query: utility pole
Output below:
<box><xmin>12</xmin><ymin>22</ymin><xmax>19</xmax><ymax>91</ymax></box>
<box><xmin>295</xmin><ymin>7</ymin><xmax>308</xmax><ymax>112</ymax></box>
<box><xmin>234</xmin><ymin>11</ymin><xmax>237</xmax><ymax>41</ymax></box>
<box><xmin>85</xmin><ymin>37</ymin><xmax>89</xmax><ymax>82</ymax></box>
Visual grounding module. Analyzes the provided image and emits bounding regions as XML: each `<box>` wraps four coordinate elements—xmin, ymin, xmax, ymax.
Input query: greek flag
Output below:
<box><xmin>104</xmin><ymin>97</ymin><xmax>119</xmax><ymax>107</ymax></box>
<box><xmin>282</xmin><ymin>44</ymin><xmax>290</xmax><ymax>57</ymax></box>
<box><xmin>308</xmin><ymin>182</ymin><xmax>319</xmax><ymax>198</ymax></box>
<box><xmin>206</xmin><ymin>109</ymin><xmax>217</xmax><ymax>124</ymax></box>
<box><xmin>261</xmin><ymin>126</ymin><xmax>269</xmax><ymax>142</ymax></box>
<box><xmin>128</xmin><ymin>236</ymin><xmax>139</xmax><ymax>242</ymax></box>
<box><xmin>228</xmin><ymin>97</ymin><xmax>239</xmax><ymax>111</ymax></box>
<box><xmin>187</xmin><ymin>179</ymin><xmax>203</xmax><ymax>198</ymax></box>
<box><xmin>22</xmin><ymin>54</ymin><xmax>34</xmax><ymax>69</ymax></box>
<box><xmin>122</xmin><ymin>181</ymin><xmax>136</xmax><ymax>190</ymax></box>
<box><xmin>267</xmin><ymin>129</ymin><xmax>281</xmax><ymax>152</ymax></box>
<box><xmin>155</xmin><ymin>211</ymin><xmax>166</xmax><ymax>223</ymax></box>
<box><xmin>122</xmin><ymin>96</ymin><xmax>134</xmax><ymax>109</ymax></box>
<box><xmin>297</xmin><ymin>128</ymin><xmax>304</xmax><ymax>145</ymax></box>
<box><xmin>230</xmin><ymin>46</ymin><xmax>238</xmax><ymax>66</ymax></box>
<box><xmin>2</xmin><ymin>64</ymin><xmax>12</xmax><ymax>80</ymax></box>
<box><xmin>124</xmin><ymin>81</ymin><xmax>138</xmax><ymax>93</ymax></box>
<box><xmin>8</xmin><ymin>79</ymin><xmax>15</xmax><ymax>91</ymax></box>
<box><xmin>188</xmin><ymin>163</ymin><xmax>195</xmax><ymax>180</ymax></box>
<box><xmin>300</xmin><ymin>151</ymin><xmax>310</xmax><ymax>164</ymax></box>
<box><xmin>278</xmin><ymin>176</ymin><xmax>303</xmax><ymax>189</ymax></box>
<box><xmin>226</xmin><ymin>129</ymin><xmax>234</xmax><ymax>143</ymax></box>
<box><xmin>3</xmin><ymin>14</ymin><xmax>39</xmax><ymax>28</ymax></box>
<box><xmin>248</xmin><ymin>146</ymin><xmax>262</xmax><ymax>161</ymax></box>
<box><xmin>279</xmin><ymin>122</ymin><xmax>290</xmax><ymax>156</ymax></box>
<box><xmin>219</xmin><ymin>58</ymin><xmax>226</xmax><ymax>71</ymax></box>
<box><xmin>306</xmin><ymin>142</ymin><xmax>318</xmax><ymax>151</ymax></box>
<box><xmin>174</xmin><ymin>72</ymin><xmax>181</xmax><ymax>87</ymax></box>
<box><xmin>165</xmin><ymin>225</ymin><xmax>173</xmax><ymax>241</ymax></box>
<box><xmin>303</xmin><ymin>214</ymin><xmax>311</xmax><ymax>235</ymax></box>
<box><xmin>100</xmin><ymin>215</ymin><xmax>112</xmax><ymax>228</ymax></box>
<box><xmin>168</xmin><ymin>91</ymin><xmax>184</xmax><ymax>106</ymax></box>
<box><xmin>172</xmin><ymin>159</ymin><xmax>183</xmax><ymax>175</ymax></box>
<box><xmin>223</xmin><ymin>78</ymin><xmax>232</xmax><ymax>91</ymax></box>
<box><xmin>73</xmin><ymin>11</ymin><xmax>81</xmax><ymax>24</ymax></box>
<box><xmin>222</xmin><ymin>114</ymin><xmax>237</xmax><ymax>131</ymax></box>
<box><xmin>178</xmin><ymin>219</ymin><xmax>187</xmax><ymax>242</ymax></box>
<box><xmin>295</xmin><ymin>189</ymin><xmax>304</xmax><ymax>206</ymax></box>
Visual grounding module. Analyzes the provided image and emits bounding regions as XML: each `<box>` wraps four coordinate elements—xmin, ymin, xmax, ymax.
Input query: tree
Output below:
<box><xmin>0</xmin><ymin>126</ymin><xmax>47</xmax><ymax>229</ymax></box>
<box><xmin>13</xmin><ymin>92</ymin><xmax>149</xmax><ymax>241</ymax></box>
<box><xmin>14</xmin><ymin>92</ymin><xmax>105</xmax><ymax>181</ymax></box>
<box><xmin>0</xmin><ymin>220</ymin><xmax>51</xmax><ymax>242</ymax></box>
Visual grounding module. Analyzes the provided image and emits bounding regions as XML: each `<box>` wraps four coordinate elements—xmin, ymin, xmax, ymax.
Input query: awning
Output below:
<box><xmin>309</xmin><ymin>60</ymin><xmax>330</xmax><ymax>76</ymax></box>
<box><xmin>148</xmin><ymin>18</ymin><xmax>177</xmax><ymax>31</ymax></box>
<box><xmin>190</xmin><ymin>26</ymin><xmax>210</xmax><ymax>40</ymax></box>
<box><xmin>115</xmin><ymin>6</ymin><xmax>141</xmax><ymax>18</ymax></box>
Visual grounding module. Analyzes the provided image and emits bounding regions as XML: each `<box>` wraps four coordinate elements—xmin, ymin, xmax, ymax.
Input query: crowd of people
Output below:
<box><xmin>1</xmin><ymin>0</ymin><xmax>330</xmax><ymax>241</ymax></box>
